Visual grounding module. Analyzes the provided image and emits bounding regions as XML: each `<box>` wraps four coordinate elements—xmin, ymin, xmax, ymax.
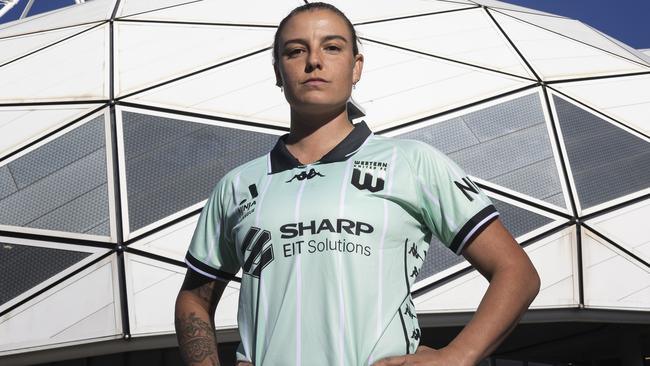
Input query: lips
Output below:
<box><xmin>303</xmin><ymin>77</ymin><xmax>327</xmax><ymax>84</ymax></box>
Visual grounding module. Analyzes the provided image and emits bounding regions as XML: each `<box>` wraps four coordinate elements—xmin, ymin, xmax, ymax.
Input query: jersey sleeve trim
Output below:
<box><xmin>185</xmin><ymin>252</ymin><xmax>238</xmax><ymax>282</ymax></box>
<box><xmin>449</xmin><ymin>205</ymin><xmax>499</xmax><ymax>255</ymax></box>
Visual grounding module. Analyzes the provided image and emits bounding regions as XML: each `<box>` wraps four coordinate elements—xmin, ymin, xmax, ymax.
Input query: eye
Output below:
<box><xmin>324</xmin><ymin>44</ymin><xmax>341</xmax><ymax>52</ymax></box>
<box><xmin>286</xmin><ymin>48</ymin><xmax>305</xmax><ymax>58</ymax></box>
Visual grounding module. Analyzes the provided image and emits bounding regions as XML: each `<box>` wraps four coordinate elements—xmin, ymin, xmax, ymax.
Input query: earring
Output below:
<box><xmin>352</xmin><ymin>83</ymin><xmax>356</xmax><ymax>90</ymax></box>
<box><xmin>280</xmin><ymin>86</ymin><xmax>284</xmax><ymax>93</ymax></box>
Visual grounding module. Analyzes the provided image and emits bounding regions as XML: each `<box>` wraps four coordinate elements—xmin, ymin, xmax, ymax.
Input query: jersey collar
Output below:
<box><xmin>269</xmin><ymin>121</ymin><xmax>372</xmax><ymax>174</ymax></box>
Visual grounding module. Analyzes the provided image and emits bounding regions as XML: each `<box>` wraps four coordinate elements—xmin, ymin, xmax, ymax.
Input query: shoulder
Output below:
<box><xmin>210</xmin><ymin>153</ymin><xmax>270</xmax><ymax>201</ymax></box>
<box><xmin>366</xmin><ymin>134</ymin><xmax>447</xmax><ymax>164</ymax></box>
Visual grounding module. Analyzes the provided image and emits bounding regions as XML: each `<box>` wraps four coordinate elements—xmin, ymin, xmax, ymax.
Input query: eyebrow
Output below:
<box><xmin>283</xmin><ymin>35</ymin><xmax>349</xmax><ymax>47</ymax></box>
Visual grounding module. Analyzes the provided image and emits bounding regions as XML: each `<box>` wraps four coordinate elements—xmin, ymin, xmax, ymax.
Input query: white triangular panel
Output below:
<box><xmin>582</xmin><ymin>230</ymin><xmax>650</xmax><ymax>311</ymax></box>
<box><xmin>413</xmin><ymin>270</ymin><xmax>486</xmax><ymax>313</ymax></box>
<box><xmin>496</xmin><ymin>9</ymin><xmax>650</xmax><ymax>68</ymax></box>
<box><xmin>357</xmin><ymin>8</ymin><xmax>534</xmax><ymax>78</ymax></box>
<box><xmin>553</xmin><ymin>75</ymin><xmax>650</xmax><ymax>137</ymax></box>
<box><xmin>115</xmin><ymin>22</ymin><xmax>275</xmax><ymax>97</ymax></box>
<box><xmin>326</xmin><ymin>0</ymin><xmax>473</xmax><ymax>23</ymax></box>
<box><xmin>0</xmin><ymin>0</ymin><xmax>115</xmax><ymax>39</ymax></box>
<box><xmin>354</xmin><ymin>42</ymin><xmax>533</xmax><ymax>130</ymax></box>
<box><xmin>0</xmin><ymin>24</ymin><xmax>108</xmax><ymax>103</ymax></box>
<box><xmin>122</xmin><ymin>0</ymin><xmax>303</xmax><ymax>25</ymax></box>
<box><xmin>415</xmin><ymin>227</ymin><xmax>578</xmax><ymax>313</ymax></box>
<box><xmin>594</xmin><ymin>31</ymin><xmax>650</xmax><ymax>66</ymax></box>
<box><xmin>642</xmin><ymin>49</ymin><xmax>650</xmax><ymax>57</ymax></box>
<box><xmin>0</xmin><ymin>255</ymin><xmax>121</xmax><ymax>355</ymax></box>
<box><xmin>491</xmin><ymin>11</ymin><xmax>648</xmax><ymax>81</ymax></box>
<box><xmin>126</xmin><ymin>51</ymin><xmax>290</xmax><ymax>127</ymax></box>
<box><xmin>0</xmin><ymin>23</ymin><xmax>98</xmax><ymax>66</ymax></box>
<box><xmin>128</xmin><ymin>215</ymin><xmax>198</xmax><ymax>262</ymax></box>
<box><xmin>526</xmin><ymin>228</ymin><xmax>578</xmax><ymax>308</ymax></box>
<box><xmin>125</xmin><ymin>254</ymin><xmax>239</xmax><ymax>335</ymax></box>
<box><xmin>468</xmin><ymin>0</ymin><xmax>561</xmax><ymax>17</ymax></box>
<box><xmin>50</xmin><ymin>304</ymin><xmax>116</xmax><ymax>341</ymax></box>
<box><xmin>117</xmin><ymin>0</ymin><xmax>195</xmax><ymax>18</ymax></box>
<box><xmin>0</xmin><ymin>104</ymin><xmax>103</xmax><ymax>158</ymax></box>
<box><xmin>586</xmin><ymin>199</ymin><xmax>650</xmax><ymax>265</ymax></box>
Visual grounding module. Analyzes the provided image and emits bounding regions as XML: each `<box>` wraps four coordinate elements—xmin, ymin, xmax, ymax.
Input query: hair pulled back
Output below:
<box><xmin>272</xmin><ymin>2</ymin><xmax>360</xmax><ymax>67</ymax></box>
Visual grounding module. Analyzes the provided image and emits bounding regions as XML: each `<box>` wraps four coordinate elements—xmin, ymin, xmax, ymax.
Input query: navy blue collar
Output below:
<box><xmin>269</xmin><ymin>121</ymin><xmax>371</xmax><ymax>174</ymax></box>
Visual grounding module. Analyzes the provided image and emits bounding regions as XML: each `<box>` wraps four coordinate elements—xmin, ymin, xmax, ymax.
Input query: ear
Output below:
<box><xmin>352</xmin><ymin>53</ymin><xmax>364</xmax><ymax>85</ymax></box>
<box><xmin>274</xmin><ymin>62</ymin><xmax>283</xmax><ymax>87</ymax></box>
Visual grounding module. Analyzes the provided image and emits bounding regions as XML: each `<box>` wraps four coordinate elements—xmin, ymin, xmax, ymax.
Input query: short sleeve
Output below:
<box><xmin>411</xmin><ymin>142</ymin><xmax>499</xmax><ymax>255</ymax></box>
<box><xmin>185</xmin><ymin>177</ymin><xmax>241</xmax><ymax>281</ymax></box>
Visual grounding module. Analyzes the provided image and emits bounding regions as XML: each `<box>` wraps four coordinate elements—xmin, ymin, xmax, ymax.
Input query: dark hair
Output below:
<box><xmin>272</xmin><ymin>2</ymin><xmax>360</xmax><ymax>67</ymax></box>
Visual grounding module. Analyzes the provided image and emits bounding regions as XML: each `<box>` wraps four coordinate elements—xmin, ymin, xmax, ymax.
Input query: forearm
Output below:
<box><xmin>175</xmin><ymin>292</ymin><xmax>221</xmax><ymax>366</ymax></box>
<box><xmin>446</xmin><ymin>264</ymin><xmax>540</xmax><ymax>365</ymax></box>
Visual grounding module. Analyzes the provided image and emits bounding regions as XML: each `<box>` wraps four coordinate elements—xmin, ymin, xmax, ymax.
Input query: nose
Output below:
<box><xmin>305</xmin><ymin>49</ymin><xmax>323</xmax><ymax>72</ymax></box>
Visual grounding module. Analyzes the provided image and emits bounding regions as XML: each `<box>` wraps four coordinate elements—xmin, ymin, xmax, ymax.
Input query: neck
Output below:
<box><xmin>286</xmin><ymin>105</ymin><xmax>353</xmax><ymax>165</ymax></box>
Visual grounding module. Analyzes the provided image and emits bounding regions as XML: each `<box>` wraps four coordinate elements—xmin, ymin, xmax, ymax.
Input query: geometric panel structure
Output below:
<box><xmin>128</xmin><ymin>215</ymin><xmax>199</xmax><ymax>262</ymax></box>
<box><xmin>414</xmin><ymin>227</ymin><xmax>578</xmax><ymax>313</ymax></box>
<box><xmin>526</xmin><ymin>228</ymin><xmax>578</xmax><ymax>309</ymax></box>
<box><xmin>494</xmin><ymin>9</ymin><xmax>650</xmax><ymax>68</ymax></box>
<box><xmin>120</xmin><ymin>110</ymin><xmax>279</xmax><ymax>234</ymax></box>
<box><xmin>357</xmin><ymin>8</ymin><xmax>535</xmax><ymax>79</ymax></box>
<box><xmin>0</xmin><ymin>23</ymin><xmax>97</xmax><ymax>66</ymax></box>
<box><xmin>467</xmin><ymin>0</ymin><xmax>560</xmax><ymax>17</ymax></box>
<box><xmin>114</xmin><ymin>23</ymin><xmax>275</xmax><ymax>97</ymax></box>
<box><xmin>324</xmin><ymin>0</ymin><xmax>474</xmax><ymax>23</ymax></box>
<box><xmin>394</xmin><ymin>91</ymin><xmax>567</xmax><ymax>208</ymax></box>
<box><xmin>25</xmin><ymin>0</ymin><xmax>77</xmax><ymax>18</ymax></box>
<box><xmin>119</xmin><ymin>0</ymin><xmax>304</xmax><ymax>25</ymax></box>
<box><xmin>124</xmin><ymin>253</ymin><xmax>239</xmax><ymax>336</ymax></box>
<box><xmin>0</xmin><ymin>24</ymin><xmax>109</xmax><ymax>103</ymax></box>
<box><xmin>553</xmin><ymin>95</ymin><xmax>650</xmax><ymax>211</ymax></box>
<box><xmin>0</xmin><ymin>0</ymin><xmax>114</xmax><ymax>38</ymax></box>
<box><xmin>415</xmin><ymin>194</ymin><xmax>560</xmax><ymax>289</ymax></box>
<box><xmin>354</xmin><ymin>42</ymin><xmax>534</xmax><ymax>131</ymax></box>
<box><xmin>125</xmin><ymin>51</ymin><xmax>292</xmax><ymax>127</ymax></box>
<box><xmin>553</xmin><ymin>75</ymin><xmax>650</xmax><ymax>137</ymax></box>
<box><xmin>0</xmin><ymin>114</ymin><xmax>111</xmax><ymax>237</ymax></box>
<box><xmin>0</xmin><ymin>104</ymin><xmax>103</xmax><ymax>158</ymax></box>
<box><xmin>490</xmin><ymin>10</ymin><xmax>649</xmax><ymax>81</ymax></box>
<box><xmin>0</xmin><ymin>254</ymin><xmax>121</xmax><ymax>355</ymax></box>
<box><xmin>0</xmin><ymin>241</ymin><xmax>91</xmax><ymax>310</ymax></box>
<box><xmin>582</xmin><ymin>229</ymin><xmax>650</xmax><ymax>311</ymax></box>
<box><xmin>586</xmin><ymin>199</ymin><xmax>650</xmax><ymax>267</ymax></box>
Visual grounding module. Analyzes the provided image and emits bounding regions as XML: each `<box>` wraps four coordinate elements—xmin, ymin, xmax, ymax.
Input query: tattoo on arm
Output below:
<box><xmin>176</xmin><ymin>311</ymin><xmax>219</xmax><ymax>366</ymax></box>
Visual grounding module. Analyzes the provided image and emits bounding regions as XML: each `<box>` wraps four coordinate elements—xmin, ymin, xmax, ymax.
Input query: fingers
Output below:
<box><xmin>371</xmin><ymin>355</ymin><xmax>407</xmax><ymax>366</ymax></box>
<box><xmin>235</xmin><ymin>362</ymin><xmax>254</xmax><ymax>366</ymax></box>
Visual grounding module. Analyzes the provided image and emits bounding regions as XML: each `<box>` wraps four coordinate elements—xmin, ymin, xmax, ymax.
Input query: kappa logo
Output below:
<box><xmin>286</xmin><ymin>168</ymin><xmax>324</xmax><ymax>183</ymax></box>
<box><xmin>351</xmin><ymin>160</ymin><xmax>387</xmax><ymax>193</ymax></box>
<box><xmin>241</xmin><ymin>226</ymin><xmax>274</xmax><ymax>278</ymax></box>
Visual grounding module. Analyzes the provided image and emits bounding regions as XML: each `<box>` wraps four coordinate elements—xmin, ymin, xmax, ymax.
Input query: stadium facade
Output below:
<box><xmin>0</xmin><ymin>0</ymin><xmax>649</xmax><ymax>365</ymax></box>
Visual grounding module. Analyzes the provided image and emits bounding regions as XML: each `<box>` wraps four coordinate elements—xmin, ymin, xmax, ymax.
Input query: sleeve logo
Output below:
<box><xmin>454</xmin><ymin>176</ymin><xmax>480</xmax><ymax>202</ymax></box>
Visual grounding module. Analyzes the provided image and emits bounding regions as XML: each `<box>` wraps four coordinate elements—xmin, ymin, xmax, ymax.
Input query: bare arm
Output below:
<box><xmin>373</xmin><ymin>218</ymin><xmax>541</xmax><ymax>366</ymax></box>
<box><xmin>175</xmin><ymin>270</ymin><xmax>228</xmax><ymax>366</ymax></box>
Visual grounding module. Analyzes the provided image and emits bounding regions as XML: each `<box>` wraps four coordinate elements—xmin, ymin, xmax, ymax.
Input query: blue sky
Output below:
<box><xmin>1</xmin><ymin>0</ymin><xmax>649</xmax><ymax>50</ymax></box>
<box><xmin>503</xmin><ymin>0</ymin><xmax>650</xmax><ymax>49</ymax></box>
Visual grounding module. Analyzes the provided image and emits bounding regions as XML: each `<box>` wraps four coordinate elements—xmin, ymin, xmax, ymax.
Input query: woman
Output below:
<box><xmin>175</xmin><ymin>3</ymin><xmax>540</xmax><ymax>366</ymax></box>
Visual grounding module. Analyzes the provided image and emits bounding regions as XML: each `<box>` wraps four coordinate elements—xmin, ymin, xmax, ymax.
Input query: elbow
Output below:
<box><xmin>526</xmin><ymin>262</ymin><xmax>541</xmax><ymax>304</ymax></box>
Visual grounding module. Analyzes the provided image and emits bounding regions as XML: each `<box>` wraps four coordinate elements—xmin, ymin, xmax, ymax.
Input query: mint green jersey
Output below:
<box><xmin>185</xmin><ymin>122</ymin><xmax>498</xmax><ymax>365</ymax></box>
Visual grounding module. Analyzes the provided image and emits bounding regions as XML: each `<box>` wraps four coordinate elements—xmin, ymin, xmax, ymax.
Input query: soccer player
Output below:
<box><xmin>174</xmin><ymin>3</ymin><xmax>541</xmax><ymax>366</ymax></box>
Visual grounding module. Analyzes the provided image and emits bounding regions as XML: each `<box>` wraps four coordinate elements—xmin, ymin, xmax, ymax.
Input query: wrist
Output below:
<box><xmin>442</xmin><ymin>342</ymin><xmax>480</xmax><ymax>366</ymax></box>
